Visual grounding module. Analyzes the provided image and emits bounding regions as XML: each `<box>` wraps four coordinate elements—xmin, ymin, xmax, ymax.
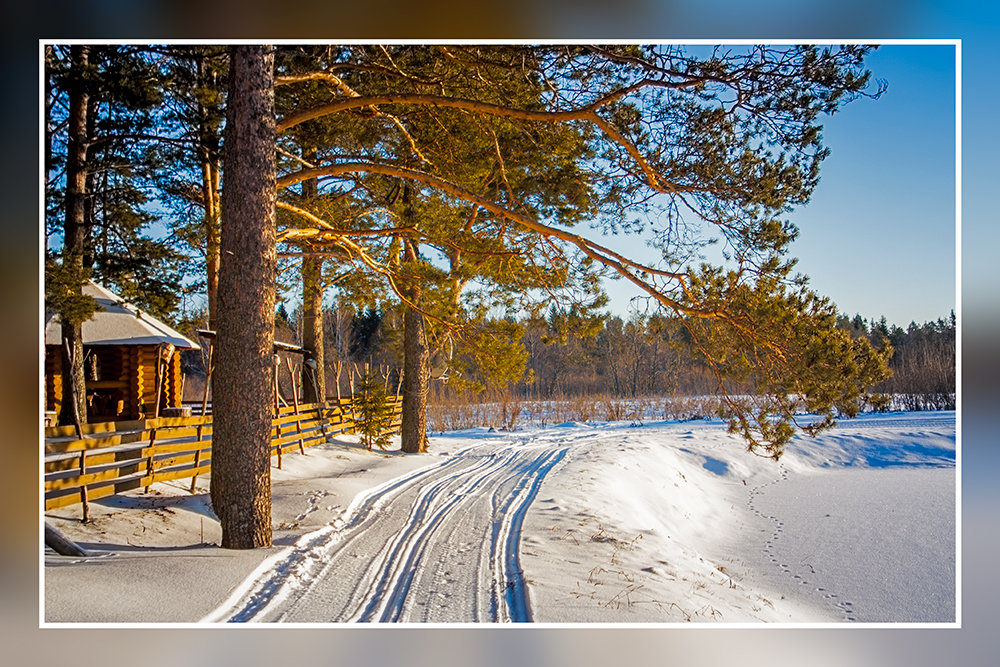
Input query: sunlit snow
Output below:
<box><xmin>45</xmin><ymin>411</ymin><xmax>955</xmax><ymax>625</ymax></box>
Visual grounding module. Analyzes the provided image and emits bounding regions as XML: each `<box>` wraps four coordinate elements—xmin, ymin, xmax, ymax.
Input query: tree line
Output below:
<box><xmin>46</xmin><ymin>43</ymin><xmax>896</xmax><ymax>547</ymax></box>
<box><xmin>836</xmin><ymin>312</ymin><xmax>956</xmax><ymax>409</ymax></box>
<box><xmin>268</xmin><ymin>301</ymin><xmax>953</xmax><ymax>410</ymax></box>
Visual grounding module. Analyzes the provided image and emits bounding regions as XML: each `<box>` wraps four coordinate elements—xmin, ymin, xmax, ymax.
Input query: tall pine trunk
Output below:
<box><xmin>401</xmin><ymin>302</ymin><xmax>429</xmax><ymax>453</ymax></box>
<box><xmin>300</xmin><ymin>163</ymin><xmax>325</xmax><ymax>404</ymax></box>
<box><xmin>201</xmin><ymin>158</ymin><xmax>221</xmax><ymax>331</ymax></box>
<box><xmin>59</xmin><ymin>45</ymin><xmax>90</xmax><ymax>427</ymax></box>
<box><xmin>210</xmin><ymin>45</ymin><xmax>277</xmax><ymax>550</ymax></box>
<box><xmin>400</xmin><ymin>237</ymin><xmax>429</xmax><ymax>454</ymax></box>
<box><xmin>301</xmin><ymin>254</ymin><xmax>325</xmax><ymax>403</ymax></box>
<box><xmin>198</xmin><ymin>55</ymin><xmax>223</xmax><ymax>332</ymax></box>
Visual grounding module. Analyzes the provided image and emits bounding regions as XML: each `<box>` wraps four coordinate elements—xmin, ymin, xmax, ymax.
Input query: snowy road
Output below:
<box><xmin>204</xmin><ymin>433</ymin><xmax>573</xmax><ymax>623</ymax></box>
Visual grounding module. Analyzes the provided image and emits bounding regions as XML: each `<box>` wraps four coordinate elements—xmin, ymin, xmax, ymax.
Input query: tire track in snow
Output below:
<box><xmin>201</xmin><ymin>454</ymin><xmax>464</xmax><ymax>623</ymax></box>
<box><xmin>348</xmin><ymin>446</ymin><xmax>527</xmax><ymax>622</ymax></box>
<box><xmin>490</xmin><ymin>446</ymin><xmax>567</xmax><ymax>622</ymax></box>
<box><xmin>355</xmin><ymin>444</ymin><xmax>567</xmax><ymax>622</ymax></box>
<box><xmin>204</xmin><ymin>436</ymin><xmax>570</xmax><ymax>623</ymax></box>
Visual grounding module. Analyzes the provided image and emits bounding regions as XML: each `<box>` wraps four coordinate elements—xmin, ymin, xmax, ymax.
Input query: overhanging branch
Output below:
<box><xmin>277</xmin><ymin>161</ymin><xmax>716</xmax><ymax>317</ymax></box>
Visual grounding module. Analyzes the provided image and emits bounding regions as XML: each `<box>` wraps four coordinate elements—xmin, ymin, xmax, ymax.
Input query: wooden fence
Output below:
<box><xmin>43</xmin><ymin>396</ymin><xmax>403</xmax><ymax>517</ymax></box>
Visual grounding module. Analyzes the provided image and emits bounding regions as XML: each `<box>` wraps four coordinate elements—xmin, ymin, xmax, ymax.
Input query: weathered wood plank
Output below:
<box><xmin>44</xmin><ymin>420</ymin><xmax>143</xmax><ymax>439</ymax></box>
<box><xmin>44</xmin><ymin>430</ymin><xmax>146</xmax><ymax>454</ymax></box>
<box><xmin>45</xmin><ymin>462</ymin><xmax>144</xmax><ymax>491</ymax></box>
<box><xmin>144</xmin><ymin>415</ymin><xmax>213</xmax><ymax>429</ymax></box>
<box><xmin>43</xmin><ymin>396</ymin><xmax>401</xmax><ymax>509</ymax></box>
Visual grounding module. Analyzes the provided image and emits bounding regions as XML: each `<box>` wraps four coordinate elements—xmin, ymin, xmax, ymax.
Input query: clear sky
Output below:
<box><xmin>604</xmin><ymin>43</ymin><xmax>958</xmax><ymax>328</ymax></box>
<box><xmin>788</xmin><ymin>44</ymin><xmax>957</xmax><ymax>327</ymax></box>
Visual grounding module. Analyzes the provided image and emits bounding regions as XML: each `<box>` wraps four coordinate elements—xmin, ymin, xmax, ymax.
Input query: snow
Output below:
<box><xmin>43</xmin><ymin>411</ymin><xmax>956</xmax><ymax>625</ymax></box>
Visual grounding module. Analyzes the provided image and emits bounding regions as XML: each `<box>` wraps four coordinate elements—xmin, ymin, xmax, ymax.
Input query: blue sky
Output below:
<box><xmin>605</xmin><ymin>42</ymin><xmax>959</xmax><ymax>328</ymax></box>
<box><xmin>789</xmin><ymin>44</ymin><xmax>957</xmax><ymax>327</ymax></box>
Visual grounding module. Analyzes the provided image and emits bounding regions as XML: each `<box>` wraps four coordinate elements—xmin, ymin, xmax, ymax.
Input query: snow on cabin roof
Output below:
<box><xmin>45</xmin><ymin>282</ymin><xmax>199</xmax><ymax>349</ymax></box>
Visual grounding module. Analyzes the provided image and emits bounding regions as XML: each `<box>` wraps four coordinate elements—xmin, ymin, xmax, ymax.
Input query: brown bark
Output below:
<box><xmin>210</xmin><ymin>45</ymin><xmax>277</xmax><ymax>550</ymax></box>
<box><xmin>401</xmin><ymin>302</ymin><xmax>429</xmax><ymax>454</ymax></box>
<box><xmin>202</xmin><ymin>158</ymin><xmax>221</xmax><ymax>331</ymax></box>
<box><xmin>300</xmin><ymin>159</ymin><xmax>325</xmax><ymax>404</ymax></box>
<box><xmin>199</xmin><ymin>56</ymin><xmax>222</xmax><ymax>331</ymax></box>
<box><xmin>400</xmin><ymin>236</ymin><xmax>428</xmax><ymax>454</ymax></box>
<box><xmin>59</xmin><ymin>45</ymin><xmax>90</xmax><ymax>427</ymax></box>
<box><xmin>301</xmin><ymin>254</ymin><xmax>325</xmax><ymax>403</ymax></box>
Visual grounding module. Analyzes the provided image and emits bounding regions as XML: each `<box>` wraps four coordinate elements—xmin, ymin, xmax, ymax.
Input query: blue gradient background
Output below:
<box><xmin>7</xmin><ymin>3</ymin><xmax>996</xmax><ymax>666</ymax></box>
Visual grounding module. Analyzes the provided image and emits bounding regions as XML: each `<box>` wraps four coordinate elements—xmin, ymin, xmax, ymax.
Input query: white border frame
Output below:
<box><xmin>39</xmin><ymin>38</ymin><xmax>962</xmax><ymax>631</ymax></box>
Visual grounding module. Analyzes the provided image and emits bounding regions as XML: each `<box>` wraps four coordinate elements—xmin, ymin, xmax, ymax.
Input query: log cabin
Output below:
<box><xmin>44</xmin><ymin>282</ymin><xmax>199</xmax><ymax>424</ymax></box>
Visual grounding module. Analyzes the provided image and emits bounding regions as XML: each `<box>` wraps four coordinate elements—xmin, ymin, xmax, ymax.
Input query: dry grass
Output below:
<box><xmin>428</xmin><ymin>393</ymin><xmax>726</xmax><ymax>432</ymax></box>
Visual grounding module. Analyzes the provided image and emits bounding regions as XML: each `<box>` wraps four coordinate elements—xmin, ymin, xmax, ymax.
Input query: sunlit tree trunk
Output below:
<box><xmin>210</xmin><ymin>45</ymin><xmax>277</xmax><ymax>549</ymax></box>
<box><xmin>401</xmin><ymin>234</ymin><xmax>429</xmax><ymax>454</ymax></box>
<box><xmin>202</xmin><ymin>158</ymin><xmax>221</xmax><ymax>330</ymax></box>
<box><xmin>197</xmin><ymin>56</ymin><xmax>223</xmax><ymax>331</ymax></box>
<box><xmin>300</xmin><ymin>157</ymin><xmax>325</xmax><ymax>404</ymax></box>
<box><xmin>301</xmin><ymin>253</ymin><xmax>325</xmax><ymax>403</ymax></box>
<box><xmin>59</xmin><ymin>44</ymin><xmax>90</xmax><ymax>427</ymax></box>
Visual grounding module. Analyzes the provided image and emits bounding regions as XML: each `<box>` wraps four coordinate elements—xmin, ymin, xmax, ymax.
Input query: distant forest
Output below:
<box><xmin>209</xmin><ymin>303</ymin><xmax>955</xmax><ymax>413</ymax></box>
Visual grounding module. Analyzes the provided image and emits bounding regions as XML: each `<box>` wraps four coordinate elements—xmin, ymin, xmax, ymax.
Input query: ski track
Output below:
<box><xmin>205</xmin><ymin>430</ymin><xmax>575</xmax><ymax>624</ymax></box>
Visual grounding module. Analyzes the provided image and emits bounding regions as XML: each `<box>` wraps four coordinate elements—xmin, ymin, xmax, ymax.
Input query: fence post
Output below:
<box><xmin>145</xmin><ymin>424</ymin><xmax>157</xmax><ymax>493</ymax></box>
<box><xmin>286</xmin><ymin>357</ymin><xmax>306</xmax><ymax>456</ymax></box>
<box><xmin>348</xmin><ymin>364</ymin><xmax>358</xmax><ymax>435</ymax></box>
<box><xmin>190</xmin><ymin>447</ymin><xmax>202</xmax><ymax>493</ymax></box>
<box><xmin>274</xmin><ymin>416</ymin><xmax>283</xmax><ymax>470</ymax></box>
<box><xmin>192</xmin><ymin>405</ymin><xmax>209</xmax><ymax>493</ymax></box>
<box><xmin>79</xmin><ymin>450</ymin><xmax>89</xmax><ymax>522</ymax></box>
<box><xmin>198</xmin><ymin>339</ymin><xmax>214</xmax><ymax>434</ymax></box>
<box><xmin>272</xmin><ymin>354</ymin><xmax>283</xmax><ymax>469</ymax></box>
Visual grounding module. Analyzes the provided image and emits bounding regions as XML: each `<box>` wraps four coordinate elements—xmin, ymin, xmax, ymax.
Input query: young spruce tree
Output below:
<box><xmin>353</xmin><ymin>366</ymin><xmax>395</xmax><ymax>451</ymax></box>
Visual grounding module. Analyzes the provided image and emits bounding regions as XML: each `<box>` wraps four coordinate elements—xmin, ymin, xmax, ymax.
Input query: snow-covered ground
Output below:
<box><xmin>43</xmin><ymin>411</ymin><xmax>956</xmax><ymax>625</ymax></box>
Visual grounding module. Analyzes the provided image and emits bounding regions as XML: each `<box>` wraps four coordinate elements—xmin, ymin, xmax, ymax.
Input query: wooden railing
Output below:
<box><xmin>43</xmin><ymin>396</ymin><xmax>403</xmax><ymax>516</ymax></box>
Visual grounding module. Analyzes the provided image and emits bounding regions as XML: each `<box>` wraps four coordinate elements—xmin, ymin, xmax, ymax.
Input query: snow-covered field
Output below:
<box><xmin>43</xmin><ymin>411</ymin><xmax>956</xmax><ymax>625</ymax></box>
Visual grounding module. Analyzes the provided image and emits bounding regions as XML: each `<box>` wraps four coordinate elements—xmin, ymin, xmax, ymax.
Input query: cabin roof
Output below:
<box><xmin>195</xmin><ymin>329</ymin><xmax>306</xmax><ymax>355</ymax></box>
<box><xmin>45</xmin><ymin>282</ymin><xmax>199</xmax><ymax>349</ymax></box>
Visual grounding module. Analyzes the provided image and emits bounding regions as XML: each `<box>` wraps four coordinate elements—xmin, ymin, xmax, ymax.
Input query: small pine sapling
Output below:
<box><xmin>354</xmin><ymin>366</ymin><xmax>394</xmax><ymax>451</ymax></box>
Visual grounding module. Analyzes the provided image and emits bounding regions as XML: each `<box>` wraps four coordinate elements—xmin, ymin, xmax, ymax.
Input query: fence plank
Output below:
<box><xmin>44</xmin><ymin>394</ymin><xmax>402</xmax><ymax>513</ymax></box>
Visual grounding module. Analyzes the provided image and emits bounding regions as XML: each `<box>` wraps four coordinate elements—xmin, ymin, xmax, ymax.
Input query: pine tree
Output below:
<box><xmin>353</xmin><ymin>365</ymin><xmax>395</xmax><ymax>451</ymax></box>
<box><xmin>45</xmin><ymin>44</ymin><xmax>904</xmax><ymax>549</ymax></box>
<box><xmin>52</xmin><ymin>44</ymin><xmax>91</xmax><ymax>426</ymax></box>
<box><xmin>266</xmin><ymin>44</ymin><xmax>891</xmax><ymax>459</ymax></box>
<box><xmin>46</xmin><ymin>44</ymin><xmax>181</xmax><ymax>424</ymax></box>
<box><xmin>272</xmin><ymin>45</ymin><xmax>612</xmax><ymax>453</ymax></box>
<box><xmin>210</xmin><ymin>45</ymin><xmax>277</xmax><ymax>549</ymax></box>
<box><xmin>153</xmin><ymin>45</ymin><xmax>228</xmax><ymax>330</ymax></box>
